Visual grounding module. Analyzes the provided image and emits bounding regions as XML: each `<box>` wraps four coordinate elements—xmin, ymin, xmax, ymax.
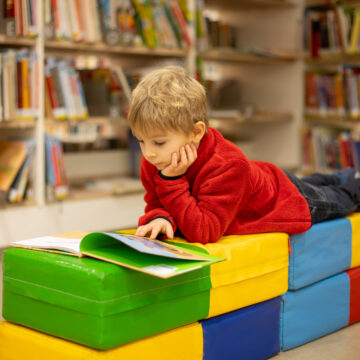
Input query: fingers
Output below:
<box><xmin>179</xmin><ymin>144</ymin><xmax>197</xmax><ymax>166</ymax></box>
<box><xmin>185</xmin><ymin>144</ymin><xmax>197</xmax><ymax>163</ymax></box>
<box><xmin>136</xmin><ymin>219</ymin><xmax>174</xmax><ymax>241</ymax></box>
<box><xmin>135</xmin><ymin>225</ymin><xmax>148</xmax><ymax>237</ymax></box>
<box><xmin>161</xmin><ymin>144</ymin><xmax>197</xmax><ymax>177</ymax></box>
<box><xmin>165</xmin><ymin>222</ymin><xmax>174</xmax><ymax>239</ymax></box>
<box><xmin>149</xmin><ymin>224</ymin><xmax>162</xmax><ymax>239</ymax></box>
<box><xmin>171</xmin><ymin>152</ymin><xmax>178</xmax><ymax>167</ymax></box>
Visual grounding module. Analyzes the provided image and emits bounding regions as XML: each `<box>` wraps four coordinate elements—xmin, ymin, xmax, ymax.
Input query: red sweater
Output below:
<box><xmin>139</xmin><ymin>127</ymin><xmax>311</xmax><ymax>244</ymax></box>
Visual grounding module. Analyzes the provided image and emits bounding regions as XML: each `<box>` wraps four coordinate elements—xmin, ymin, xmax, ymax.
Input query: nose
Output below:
<box><xmin>144</xmin><ymin>148</ymin><xmax>156</xmax><ymax>159</ymax></box>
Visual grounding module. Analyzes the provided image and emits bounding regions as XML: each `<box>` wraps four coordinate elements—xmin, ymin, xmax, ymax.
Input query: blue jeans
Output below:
<box><xmin>284</xmin><ymin>169</ymin><xmax>360</xmax><ymax>224</ymax></box>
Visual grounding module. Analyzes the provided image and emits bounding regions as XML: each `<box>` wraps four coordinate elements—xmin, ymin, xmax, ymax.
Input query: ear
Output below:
<box><xmin>191</xmin><ymin>121</ymin><xmax>206</xmax><ymax>144</ymax></box>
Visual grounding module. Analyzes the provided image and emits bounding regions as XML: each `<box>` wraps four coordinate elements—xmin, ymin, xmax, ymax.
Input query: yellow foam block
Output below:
<box><xmin>173</xmin><ymin>232</ymin><xmax>289</xmax><ymax>318</ymax></box>
<box><xmin>348</xmin><ymin>213</ymin><xmax>360</xmax><ymax>269</ymax></box>
<box><xmin>0</xmin><ymin>321</ymin><xmax>203</xmax><ymax>360</ymax></box>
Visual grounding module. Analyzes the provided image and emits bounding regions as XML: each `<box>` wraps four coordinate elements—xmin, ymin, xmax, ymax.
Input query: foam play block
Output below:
<box><xmin>280</xmin><ymin>267</ymin><xmax>360</xmax><ymax>350</ymax></box>
<box><xmin>0</xmin><ymin>297</ymin><xmax>281</xmax><ymax>360</ymax></box>
<box><xmin>2</xmin><ymin>232</ymin><xmax>288</xmax><ymax>350</ymax></box>
<box><xmin>288</xmin><ymin>213</ymin><xmax>360</xmax><ymax>290</ymax></box>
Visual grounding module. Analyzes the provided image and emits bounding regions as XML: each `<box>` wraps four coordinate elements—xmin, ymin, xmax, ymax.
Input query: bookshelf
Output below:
<box><xmin>302</xmin><ymin>1</ymin><xmax>360</xmax><ymax>173</ymax></box>
<box><xmin>0</xmin><ymin>0</ymin><xmax>304</xmax><ymax>245</ymax></box>
<box><xmin>199</xmin><ymin>49</ymin><xmax>300</xmax><ymax>63</ymax></box>
<box><xmin>45</xmin><ymin>40</ymin><xmax>188</xmax><ymax>57</ymax></box>
<box><xmin>200</xmin><ymin>0</ymin><xmax>303</xmax><ymax>168</ymax></box>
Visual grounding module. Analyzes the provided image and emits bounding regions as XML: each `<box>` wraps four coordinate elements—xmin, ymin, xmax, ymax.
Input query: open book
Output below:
<box><xmin>11</xmin><ymin>232</ymin><xmax>224</xmax><ymax>278</ymax></box>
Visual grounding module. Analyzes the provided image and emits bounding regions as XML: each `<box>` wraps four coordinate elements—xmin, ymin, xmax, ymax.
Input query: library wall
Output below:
<box><xmin>0</xmin><ymin>0</ymin><xmax>305</xmax><ymax>245</ymax></box>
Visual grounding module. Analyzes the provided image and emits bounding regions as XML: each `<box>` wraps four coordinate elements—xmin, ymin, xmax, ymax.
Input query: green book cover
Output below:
<box><xmin>11</xmin><ymin>232</ymin><xmax>224</xmax><ymax>279</ymax></box>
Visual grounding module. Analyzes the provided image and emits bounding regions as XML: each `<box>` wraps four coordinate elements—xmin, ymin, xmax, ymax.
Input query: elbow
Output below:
<box><xmin>186</xmin><ymin>232</ymin><xmax>221</xmax><ymax>245</ymax></box>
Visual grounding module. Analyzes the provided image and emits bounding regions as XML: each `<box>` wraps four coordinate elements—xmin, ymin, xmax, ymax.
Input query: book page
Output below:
<box><xmin>11</xmin><ymin>236</ymin><xmax>81</xmax><ymax>255</ymax></box>
<box><xmin>105</xmin><ymin>233</ymin><xmax>210</xmax><ymax>261</ymax></box>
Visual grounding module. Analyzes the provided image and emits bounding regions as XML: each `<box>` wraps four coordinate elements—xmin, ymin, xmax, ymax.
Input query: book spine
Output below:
<box><xmin>345</xmin><ymin>67</ymin><xmax>360</xmax><ymax>118</ymax></box>
<box><xmin>90</xmin><ymin>0</ymin><xmax>102</xmax><ymax>42</ymax></box>
<box><xmin>22</xmin><ymin>0</ymin><xmax>30</xmax><ymax>37</ymax></box>
<box><xmin>30</xmin><ymin>0</ymin><xmax>38</xmax><ymax>36</ymax></box>
<box><xmin>67</xmin><ymin>0</ymin><xmax>80</xmax><ymax>41</ymax></box>
<box><xmin>162</xmin><ymin>0</ymin><xmax>182</xmax><ymax>48</ymax></box>
<box><xmin>58</xmin><ymin>0</ymin><xmax>72</xmax><ymax>39</ymax></box>
<box><xmin>21</xmin><ymin>52</ymin><xmax>31</xmax><ymax>119</ymax></box>
<box><xmin>0</xmin><ymin>54</ymin><xmax>3</xmax><ymax>121</ymax></box>
<box><xmin>51</xmin><ymin>0</ymin><xmax>61</xmax><ymax>39</ymax></box>
<box><xmin>169</xmin><ymin>0</ymin><xmax>191</xmax><ymax>47</ymax></box>
<box><xmin>334</xmin><ymin>73</ymin><xmax>345</xmax><ymax>116</ymax></box>
<box><xmin>57</xmin><ymin>61</ymin><xmax>77</xmax><ymax>119</ymax></box>
<box><xmin>335</xmin><ymin>6</ymin><xmax>348</xmax><ymax>53</ymax></box>
<box><xmin>16</xmin><ymin>51</ymin><xmax>23</xmax><ymax>119</ymax></box>
<box><xmin>55</xmin><ymin>137</ymin><xmax>69</xmax><ymax>197</ymax></box>
<box><xmin>31</xmin><ymin>52</ymin><xmax>39</xmax><ymax>117</ymax></box>
<box><xmin>44</xmin><ymin>0</ymin><xmax>55</xmax><ymax>40</ymax></box>
<box><xmin>48</xmin><ymin>59</ymin><xmax>67</xmax><ymax>119</ymax></box>
<box><xmin>8</xmin><ymin>50</ymin><xmax>17</xmax><ymax>120</ymax></box>
<box><xmin>349</xmin><ymin>11</ymin><xmax>360</xmax><ymax>54</ymax></box>
<box><xmin>45</xmin><ymin>133</ymin><xmax>55</xmax><ymax>187</ymax></box>
<box><xmin>74</xmin><ymin>69</ymin><xmax>88</xmax><ymax>118</ymax></box>
<box><xmin>45</xmin><ymin>66</ymin><xmax>59</xmax><ymax>113</ymax></box>
<box><xmin>2</xmin><ymin>53</ymin><xmax>10</xmax><ymax>121</ymax></box>
<box><xmin>305</xmin><ymin>72</ymin><xmax>318</xmax><ymax>115</ymax></box>
<box><xmin>74</xmin><ymin>0</ymin><xmax>84</xmax><ymax>41</ymax></box>
<box><xmin>5</xmin><ymin>0</ymin><xmax>17</xmax><ymax>37</ymax></box>
<box><xmin>0</xmin><ymin>0</ymin><xmax>6</xmax><ymax>34</ymax></box>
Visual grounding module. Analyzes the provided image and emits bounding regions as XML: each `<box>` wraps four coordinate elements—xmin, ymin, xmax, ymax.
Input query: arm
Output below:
<box><xmin>154</xmin><ymin>159</ymin><xmax>250</xmax><ymax>244</ymax></box>
<box><xmin>137</xmin><ymin>158</ymin><xmax>177</xmax><ymax>233</ymax></box>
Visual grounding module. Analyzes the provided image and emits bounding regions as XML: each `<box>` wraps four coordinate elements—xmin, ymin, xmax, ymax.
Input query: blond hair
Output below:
<box><xmin>127</xmin><ymin>66</ymin><xmax>208</xmax><ymax>135</ymax></box>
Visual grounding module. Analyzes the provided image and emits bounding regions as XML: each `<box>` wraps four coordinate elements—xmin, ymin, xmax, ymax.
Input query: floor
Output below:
<box><xmin>1</xmin><ymin>247</ymin><xmax>360</xmax><ymax>359</ymax></box>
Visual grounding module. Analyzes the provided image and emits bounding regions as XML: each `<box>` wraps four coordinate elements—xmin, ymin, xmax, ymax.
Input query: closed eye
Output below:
<box><xmin>154</xmin><ymin>141</ymin><xmax>165</xmax><ymax>146</ymax></box>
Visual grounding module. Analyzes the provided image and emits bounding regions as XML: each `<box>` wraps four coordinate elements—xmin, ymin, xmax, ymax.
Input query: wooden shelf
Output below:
<box><xmin>45</xmin><ymin>40</ymin><xmax>187</xmax><ymax>57</ymax></box>
<box><xmin>0</xmin><ymin>35</ymin><xmax>36</xmax><ymax>47</ymax></box>
<box><xmin>301</xmin><ymin>166</ymin><xmax>335</xmax><ymax>176</ymax></box>
<box><xmin>199</xmin><ymin>49</ymin><xmax>299</xmax><ymax>64</ymax></box>
<box><xmin>210</xmin><ymin>111</ymin><xmax>293</xmax><ymax>126</ymax></box>
<box><xmin>305</xmin><ymin>53</ymin><xmax>360</xmax><ymax>65</ymax></box>
<box><xmin>206</xmin><ymin>0</ymin><xmax>298</xmax><ymax>9</ymax></box>
<box><xmin>0</xmin><ymin>120</ymin><xmax>37</xmax><ymax>129</ymax></box>
<box><xmin>305</xmin><ymin>0</ymin><xmax>360</xmax><ymax>6</ymax></box>
<box><xmin>305</xmin><ymin>115</ymin><xmax>360</xmax><ymax>131</ymax></box>
<box><xmin>45</xmin><ymin>116</ymin><xmax>125</xmax><ymax>124</ymax></box>
<box><xmin>2</xmin><ymin>199</ymin><xmax>37</xmax><ymax>210</ymax></box>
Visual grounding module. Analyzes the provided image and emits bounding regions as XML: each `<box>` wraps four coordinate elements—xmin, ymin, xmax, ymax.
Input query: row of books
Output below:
<box><xmin>196</xmin><ymin>0</ymin><xmax>237</xmax><ymax>52</ymax></box>
<box><xmin>0</xmin><ymin>135</ymin><xmax>69</xmax><ymax>204</ymax></box>
<box><xmin>45</xmin><ymin>57</ymin><xmax>89</xmax><ymax>121</ymax></box>
<box><xmin>0</xmin><ymin>49</ymin><xmax>131</xmax><ymax>122</ymax></box>
<box><xmin>0</xmin><ymin>0</ymin><xmax>38</xmax><ymax>38</ymax></box>
<box><xmin>304</xmin><ymin>6</ymin><xmax>360</xmax><ymax>57</ymax></box>
<box><xmin>42</xmin><ymin>0</ymin><xmax>191</xmax><ymax>49</ymax></box>
<box><xmin>301</xmin><ymin>127</ymin><xmax>360</xmax><ymax>172</ymax></box>
<box><xmin>305</xmin><ymin>66</ymin><xmax>360</xmax><ymax>119</ymax></box>
<box><xmin>0</xmin><ymin>49</ymin><xmax>39</xmax><ymax>121</ymax></box>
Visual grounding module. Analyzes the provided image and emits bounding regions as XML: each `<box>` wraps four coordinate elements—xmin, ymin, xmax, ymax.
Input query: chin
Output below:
<box><xmin>152</xmin><ymin>163</ymin><xmax>165</xmax><ymax>170</ymax></box>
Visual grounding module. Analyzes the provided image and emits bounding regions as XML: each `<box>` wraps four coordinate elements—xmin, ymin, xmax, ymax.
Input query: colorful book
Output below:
<box><xmin>11</xmin><ymin>231</ymin><xmax>224</xmax><ymax>278</ymax></box>
<box><xmin>4</xmin><ymin>0</ymin><xmax>16</xmax><ymax>36</ymax></box>
<box><xmin>0</xmin><ymin>140</ymin><xmax>28</xmax><ymax>203</ymax></box>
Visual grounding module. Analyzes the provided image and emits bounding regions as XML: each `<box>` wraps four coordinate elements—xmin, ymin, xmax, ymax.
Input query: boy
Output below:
<box><xmin>127</xmin><ymin>66</ymin><xmax>360</xmax><ymax>244</ymax></box>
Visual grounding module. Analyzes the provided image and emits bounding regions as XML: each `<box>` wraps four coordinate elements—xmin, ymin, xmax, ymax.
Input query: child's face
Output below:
<box><xmin>135</xmin><ymin>128</ymin><xmax>196</xmax><ymax>171</ymax></box>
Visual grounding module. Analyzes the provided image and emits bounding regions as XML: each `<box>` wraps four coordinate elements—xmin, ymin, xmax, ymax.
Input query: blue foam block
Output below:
<box><xmin>202</xmin><ymin>297</ymin><xmax>280</xmax><ymax>360</ymax></box>
<box><xmin>280</xmin><ymin>272</ymin><xmax>350</xmax><ymax>350</ymax></box>
<box><xmin>289</xmin><ymin>217</ymin><xmax>352</xmax><ymax>290</ymax></box>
